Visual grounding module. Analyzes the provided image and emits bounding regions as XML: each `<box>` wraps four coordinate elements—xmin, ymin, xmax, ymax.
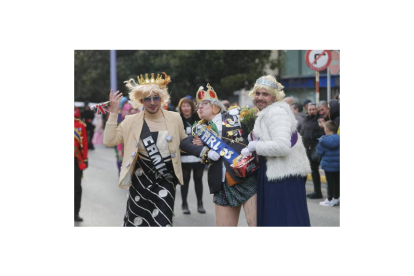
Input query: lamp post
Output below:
<box><xmin>110</xmin><ymin>50</ymin><xmax>117</xmax><ymax>93</ymax></box>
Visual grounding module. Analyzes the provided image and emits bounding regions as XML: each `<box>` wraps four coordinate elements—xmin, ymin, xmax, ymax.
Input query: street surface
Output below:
<box><xmin>75</xmin><ymin>145</ymin><xmax>339</xmax><ymax>227</ymax></box>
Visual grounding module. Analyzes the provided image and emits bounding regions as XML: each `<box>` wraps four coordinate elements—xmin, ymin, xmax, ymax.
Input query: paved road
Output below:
<box><xmin>75</xmin><ymin>145</ymin><xmax>339</xmax><ymax>227</ymax></box>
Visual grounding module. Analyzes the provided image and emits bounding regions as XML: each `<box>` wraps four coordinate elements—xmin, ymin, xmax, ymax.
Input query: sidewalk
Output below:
<box><xmin>77</xmin><ymin>145</ymin><xmax>339</xmax><ymax>227</ymax></box>
<box><xmin>307</xmin><ymin>169</ymin><xmax>326</xmax><ymax>183</ymax></box>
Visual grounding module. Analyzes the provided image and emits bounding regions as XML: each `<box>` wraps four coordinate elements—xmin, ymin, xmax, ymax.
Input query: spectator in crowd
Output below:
<box><xmin>316</xmin><ymin>100</ymin><xmax>330</xmax><ymax>126</ymax></box>
<box><xmin>317</xmin><ymin>100</ymin><xmax>340</xmax><ymax>133</ymax></box>
<box><xmin>129</xmin><ymin>107</ymin><xmax>141</xmax><ymax>114</ymax></box>
<box><xmin>74</xmin><ymin>107</ymin><xmax>88</xmax><ymax>222</ymax></box>
<box><xmin>299</xmin><ymin>102</ymin><xmax>325</xmax><ymax>199</ymax></box>
<box><xmin>328</xmin><ymin>99</ymin><xmax>340</xmax><ymax>125</ymax></box>
<box><xmin>291</xmin><ymin>103</ymin><xmax>306</xmax><ymax>132</ymax></box>
<box><xmin>177</xmin><ymin>97</ymin><xmax>206</xmax><ymax>214</ymax></box>
<box><xmin>283</xmin><ymin>97</ymin><xmax>294</xmax><ymax>106</ymax></box>
<box><xmin>317</xmin><ymin>121</ymin><xmax>340</xmax><ymax>207</ymax></box>
<box><xmin>303</xmin><ymin>99</ymin><xmax>312</xmax><ymax>113</ymax></box>
<box><xmin>221</xmin><ymin>100</ymin><xmax>230</xmax><ymax>110</ymax></box>
<box><xmin>81</xmin><ymin>102</ymin><xmax>95</xmax><ymax>150</ymax></box>
<box><xmin>92</xmin><ymin>113</ymin><xmax>104</xmax><ymax>146</ymax></box>
<box><xmin>164</xmin><ymin>98</ymin><xmax>176</xmax><ymax>111</ymax></box>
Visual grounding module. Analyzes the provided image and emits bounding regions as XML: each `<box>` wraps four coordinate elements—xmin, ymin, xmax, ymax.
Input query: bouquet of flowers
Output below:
<box><xmin>239</xmin><ymin>107</ymin><xmax>258</xmax><ymax>133</ymax></box>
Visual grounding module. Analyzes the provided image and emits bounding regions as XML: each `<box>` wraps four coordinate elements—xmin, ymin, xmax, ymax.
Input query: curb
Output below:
<box><xmin>307</xmin><ymin>174</ymin><xmax>326</xmax><ymax>184</ymax></box>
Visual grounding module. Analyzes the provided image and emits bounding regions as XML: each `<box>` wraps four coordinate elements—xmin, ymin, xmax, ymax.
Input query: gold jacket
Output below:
<box><xmin>104</xmin><ymin>110</ymin><xmax>187</xmax><ymax>188</ymax></box>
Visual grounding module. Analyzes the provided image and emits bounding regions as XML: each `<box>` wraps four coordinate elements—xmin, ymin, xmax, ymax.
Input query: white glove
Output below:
<box><xmin>208</xmin><ymin>150</ymin><xmax>220</xmax><ymax>161</ymax></box>
<box><xmin>241</xmin><ymin>147</ymin><xmax>252</xmax><ymax>157</ymax></box>
<box><xmin>248</xmin><ymin>140</ymin><xmax>257</xmax><ymax>152</ymax></box>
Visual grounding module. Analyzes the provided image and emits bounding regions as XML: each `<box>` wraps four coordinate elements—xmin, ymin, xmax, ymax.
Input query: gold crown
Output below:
<box><xmin>137</xmin><ymin>72</ymin><xmax>171</xmax><ymax>89</ymax></box>
<box><xmin>196</xmin><ymin>83</ymin><xmax>219</xmax><ymax>103</ymax></box>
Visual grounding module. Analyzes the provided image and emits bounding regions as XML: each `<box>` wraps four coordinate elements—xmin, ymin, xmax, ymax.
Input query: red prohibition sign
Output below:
<box><xmin>305</xmin><ymin>50</ymin><xmax>332</xmax><ymax>71</ymax></box>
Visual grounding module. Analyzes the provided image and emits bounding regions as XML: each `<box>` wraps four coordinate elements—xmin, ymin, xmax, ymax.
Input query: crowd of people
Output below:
<box><xmin>74</xmin><ymin>72</ymin><xmax>340</xmax><ymax>226</ymax></box>
<box><xmin>284</xmin><ymin>96</ymin><xmax>340</xmax><ymax>207</ymax></box>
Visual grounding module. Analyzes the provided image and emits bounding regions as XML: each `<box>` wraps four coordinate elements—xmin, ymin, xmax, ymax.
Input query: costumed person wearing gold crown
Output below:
<box><xmin>180</xmin><ymin>84</ymin><xmax>258</xmax><ymax>226</ymax></box>
<box><xmin>74</xmin><ymin>107</ymin><xmax>88</xmax><ymax>222</ymax></box>
<box><xmin>103</xmin><ymin>73</ymin><xmax>187</xmax><ymax>227</ymax></box>
<box><xmin>245</xmin><ymin>75</ymin><xmax>311</xmax><ymax>226</ymax></box>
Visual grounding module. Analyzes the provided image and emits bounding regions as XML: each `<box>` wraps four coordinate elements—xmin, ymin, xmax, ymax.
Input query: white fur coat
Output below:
<box><xmin>253</xmin><ymin>101</ymin><xmax>311</xmax><ymax>181</ymax></box>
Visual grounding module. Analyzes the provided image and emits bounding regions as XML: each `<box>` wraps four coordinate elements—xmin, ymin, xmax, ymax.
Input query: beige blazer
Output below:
<box><xmin>103</xmin><ymin>109</ymin><xmax>187</xmax><ymax>189</ymax></box>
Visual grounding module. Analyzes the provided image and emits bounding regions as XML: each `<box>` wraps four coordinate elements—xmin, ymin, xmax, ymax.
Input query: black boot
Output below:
<box><xmin>197</xmin><ymin>202</ymin><xmax>206</xmax><ymax>214</ymax></box>
<box><xmin>75</xmin><ymin>214</ymin><xmax>83</xmax><ymax>222</ymax></box>
<box><xmin>182</xmin><ymin>202</ymin><xmax>190</xmax><ymax>214</ymax></box>
<box><xmin>309</xmin><ymin>193</ymin><xmax>323</xmax><ymax>199</ymax></box>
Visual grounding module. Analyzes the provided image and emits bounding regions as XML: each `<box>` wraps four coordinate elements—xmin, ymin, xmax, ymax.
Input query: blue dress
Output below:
<box><xmin>257</xmin><ymin>156</ymin><xmax>311</xmax><ymax>227</ymax></box>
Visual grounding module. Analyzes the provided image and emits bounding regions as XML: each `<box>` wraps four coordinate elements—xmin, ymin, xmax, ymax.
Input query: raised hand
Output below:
<box><xmin>318</xmin><ymin>118</ymin><xmax>326</xmax><ymax>128</ymax></box>
<box><xmin>109</xmin><ymin>89</ymin><xmax>123</xmax><ymax>114</ymax></box>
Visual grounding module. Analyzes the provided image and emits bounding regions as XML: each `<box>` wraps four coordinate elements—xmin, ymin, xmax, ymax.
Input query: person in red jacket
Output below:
<box><xmin>74</xmin><ymin>107</ymin><xmax>88</xmax><ymax>222</ymax></box>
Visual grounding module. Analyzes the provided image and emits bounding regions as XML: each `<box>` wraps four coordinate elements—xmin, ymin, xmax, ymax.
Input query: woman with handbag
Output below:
<box><xmin>180</xmin><ymin>84</ymin><xmax>258</xmax><ymax>226</ymax></box>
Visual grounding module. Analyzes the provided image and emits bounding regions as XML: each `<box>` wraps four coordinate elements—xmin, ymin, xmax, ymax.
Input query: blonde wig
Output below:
<box><xmin>248</xmin><ymin>75</ymin><xmax>286</xmax><ymax>102</ymax></box>
<box><xmin>124</xmin><ymin>78</ymin><xmax>170</xmax><ymax>109</ymax></box>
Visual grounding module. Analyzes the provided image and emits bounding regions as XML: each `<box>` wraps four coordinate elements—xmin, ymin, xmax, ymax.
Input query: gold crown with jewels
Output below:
<box><xmin>137</xmin><ymin>72</ymin><xmax>171</xmax><ymax>89</ymax></box>
<box><xmin>196</xmin><ymin>83</ymin><xmax>218</xmax><ymax>103</ymax></box>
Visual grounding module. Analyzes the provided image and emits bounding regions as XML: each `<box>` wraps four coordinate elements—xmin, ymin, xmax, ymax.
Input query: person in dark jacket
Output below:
<box><xmin>328</xmin><ymin>99</ymin><xmax>340</xmax><ymax>124</ymax></box>
<box><xmin>317</xmin><ymin>100</ymin><xmax>340</xmax><ymax>134</ymax></box>
<box><xmin>299</xmin><ymin>102</ymin><xmax>325</xmax><ymax>199</ymax></box>
<box><xmin>317</xmin><ymin>121</ymin><xmax>340</xmax><ymax>207</ymax></box>
<box><xmin>177</xmin><ymin>97</ymin><xmax>205</xmax><ymax>214</ymax></box>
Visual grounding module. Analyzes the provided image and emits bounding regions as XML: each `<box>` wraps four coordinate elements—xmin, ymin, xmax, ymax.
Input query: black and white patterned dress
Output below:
<box><xmin>123</xmin><ymin>131</ymin><xmax>177</xmax><ymax>227</ymax></box>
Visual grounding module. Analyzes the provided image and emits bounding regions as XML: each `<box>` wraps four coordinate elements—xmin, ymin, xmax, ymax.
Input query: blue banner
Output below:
<box><xmin>192</xmin><ymin>124</ymin><xmax>239</xmax><ymax>164</ymax></box>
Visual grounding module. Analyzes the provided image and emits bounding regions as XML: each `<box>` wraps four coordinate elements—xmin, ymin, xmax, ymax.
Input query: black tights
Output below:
<box><xmin>181</xmin><ymin>166</ymin><xmax>204</xmax><ymax>204</ymax></box>
<box><xmin>306</xmin><ymin>145</ymin><xmax>322</xmax><ymax>194</ymax></box>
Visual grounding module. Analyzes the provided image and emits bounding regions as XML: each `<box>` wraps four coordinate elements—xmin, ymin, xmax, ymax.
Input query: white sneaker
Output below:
<box><xmin>319</xmin><ymin>199</ymin><xmax>331</xmax><ymax>206</ymax></box>
<box><xmin>329</xmin><ymin>199</ymin><xmax>339</xmax><ymax>207</ymax></box>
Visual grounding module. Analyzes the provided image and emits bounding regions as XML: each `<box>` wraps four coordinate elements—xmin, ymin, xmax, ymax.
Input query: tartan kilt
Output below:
<box><xmin>213</xmin><ymin>174</ymin><xmax>257</xmax><ymax>207</ymax></box>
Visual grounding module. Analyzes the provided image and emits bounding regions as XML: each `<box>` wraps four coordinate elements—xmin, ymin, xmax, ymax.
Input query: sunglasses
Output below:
<box><xmin>143</xmin><ymin>96</ymin><xmax>161</xmax><ymax>103</ymax></box>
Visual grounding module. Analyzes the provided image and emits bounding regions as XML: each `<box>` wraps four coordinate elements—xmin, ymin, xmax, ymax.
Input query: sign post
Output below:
<box><xmin>329</xmin><ymin>50</ymin><xmax>340</xmax><ymax>75</ymax></box>
<box><xmin>327</xmin><ymin>66</ymin><xmax>331</xmax><ymax>101</ymax></box>
<box><xmin>305</xmin><ymin>50</ymin><xmax>332</xmax><ymax>103</ymax></box>
<box><xmin>328</xmin><ymin>50</ymin><xmax>340</xmax><ymax>101</ymax></box>
<box><xmin>316</xmin><ymin>71</ymin><xmax>320</xmax><ymax>103</ymax></box>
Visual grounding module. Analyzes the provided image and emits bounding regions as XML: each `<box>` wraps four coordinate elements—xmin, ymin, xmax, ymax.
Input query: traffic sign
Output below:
<box><xmin>305</xmin><ymin>50</ymin><xmax>332</xmax><ymax>71</ymax></box>
<box><xmin>329</xmin><ymin>50</ymin><xmax>340</xmax><ymax>74</ymax></box>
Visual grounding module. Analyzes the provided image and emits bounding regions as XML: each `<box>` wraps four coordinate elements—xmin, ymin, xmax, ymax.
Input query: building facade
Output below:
<box><xmin>279</xmin><ymin>50</ymin><xmax>340</xmax><ymax>105</ymax></box>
